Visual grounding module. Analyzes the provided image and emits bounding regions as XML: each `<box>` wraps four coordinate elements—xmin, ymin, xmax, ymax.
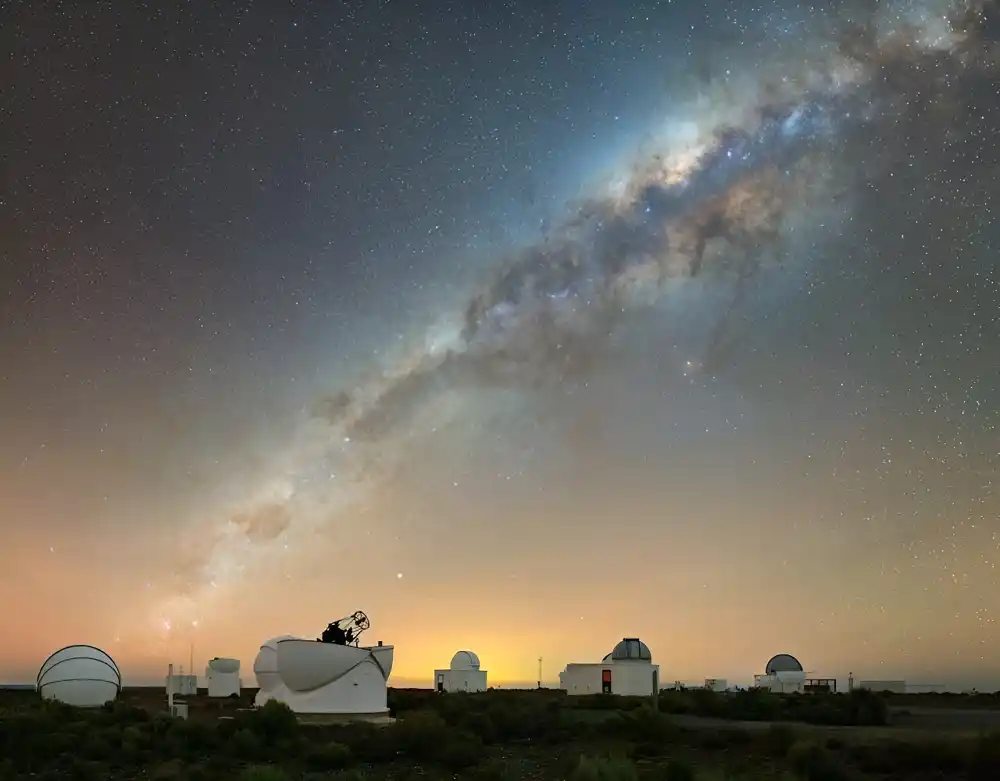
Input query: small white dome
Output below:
<box><xmin>208</xmin><ymin>657</ymin><xmax>240</xmax><ymax>674</ymax></box>
<box><xmin>37</xmin><ymin>644</ymin><xmax>121</xmax><ymax>708</ymax></box>
<box><xmin>450</xmin><ymin>650</ymin><xmax>480</xmax><ymax>671</ymax></box>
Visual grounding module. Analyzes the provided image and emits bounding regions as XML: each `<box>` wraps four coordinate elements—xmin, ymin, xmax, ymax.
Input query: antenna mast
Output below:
<box><xmin>537</xmin><ymin>656</ymin><xmax>543</xmax><ymax>689</ymax></box>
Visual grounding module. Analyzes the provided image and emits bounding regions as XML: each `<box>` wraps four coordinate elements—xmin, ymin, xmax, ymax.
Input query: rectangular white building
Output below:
<box><xmin>560</xmin><ymin>662</ymin><xmax>660</xmax><ymax>697</ymax></box>
<box><xmin>753</xmin><ymin>671</ymin><xmax>806</xmax><ymax>694</ymax></box>
<box><xmin>166</xmin><ymin>673</ymin><xmax>198</xmax><ymax>696</ymax></box>
<box><xmin>434</xmin><ymin>667</ymin><xmax>487</xmax><ymax>692</ymax></box>
<box><xmin>705</xmin><ymin>678</ymin><xmax>728</xmax><ymax>692</ymax></box>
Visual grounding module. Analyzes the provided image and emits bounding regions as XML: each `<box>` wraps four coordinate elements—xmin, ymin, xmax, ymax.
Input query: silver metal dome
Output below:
<box><xmin>765</xmin><ymin>653</ymin><xmax>803</xmax><ymax>674</ymax></box>
<box><xmin>604</xmin><ymin>638</ymin><xmax>652</xmax><ymax>662</ymax></box>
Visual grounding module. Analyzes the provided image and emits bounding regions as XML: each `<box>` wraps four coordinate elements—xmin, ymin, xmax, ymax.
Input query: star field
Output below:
<box><xmin>1</xmin><ymin>0</ymin><xmax>999</xmax><ymax>689</ymax></box>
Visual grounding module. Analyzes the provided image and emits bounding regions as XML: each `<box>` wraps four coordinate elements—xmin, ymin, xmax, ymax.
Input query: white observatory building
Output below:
<box><xmin>560</xmin><ymin>638</ymin><xmax>660</xmax><ymax>697</ymax></box>
<box><xmin>36</xmin><ymin>644</ymin><xmax>121</xmax><ymax>708</ymax></box>
<box><xmin>434</xmin><ymin>650</ymin><xmax>487</xmax><ymax>692</ymax></box>
<box><xmin>754</xmin><ymin>653</ymin><xmax>806</xmax><ymax>693</ymax></box>
<box><xmin>253</xmin><ymin>611</ymin><xmax>394</xmax><ymax>719</ymax></box>
<box><xmin>206</xmin><ymin>657</ymin><xmax>241</xmax><ymax>697</ymax></box>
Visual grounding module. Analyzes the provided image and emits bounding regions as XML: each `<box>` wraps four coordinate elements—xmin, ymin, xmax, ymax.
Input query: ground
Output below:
<box><xmin>1</xmin><ymin>686</ymin><xmax>999</xmax><ymax>780</ymax></box>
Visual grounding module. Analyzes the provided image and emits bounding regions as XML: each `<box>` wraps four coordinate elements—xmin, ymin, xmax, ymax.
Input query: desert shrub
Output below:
<box><xmin>484</xmin><ymin>701</ymin><xmax>551</xmax><ymax>741</ymax></box>
<box><xmin>658</xmin><ymin>757</ymin><xmax>696</xmax><ymax>781</ymax></box>
<box><xmin>231</xmin><ymin>726</ymin><xmax>263</xmax><ymax>760</ymax></box>
<box><xmin>97</xmin><ymin>700</ymin><xmax>150</xmax><ymax>727</ymax></box>
<box><xmin>459</xmin><ymin>710</ymin><xmax>497</xmax><ymax>744</ymax></box>
<box><xmin>653</xmin><ymin>687</ymin><xmax>887</xmax><ymax>727</ymax></box>
<box><xmin>67</xmin><ymin>757</ymin><xmax>106</xmax><ymax>781</ymax></box>
<box><xmin>80</xmin><ymin>732</ymin><xmax>115</xmax><ymax>761</ymax></box>
<box><xmin>570</xmin><ymin>694</ymin><xmax>650</xmax><ymax>712</ymax></box>
<box><xmin>571</xmin><ymin>755</ymin><xmax>640</xmax><ymax>781</ymax></box>
<box><xmin>968</xmin><ymin>731</ymin><xmax>1000</xmax><ymax>781</ymax></box>
<box><xmin>150</xmin><ymin>712</ymin><xmax>175</xmax><ymax>736</ymax></box>
<box><xmin>787</xmin><ymin>739</ymin><xmax>851</xmax><ymax>781</ymax></box>
<box><xmin>337</xmin><ymin>722</ymin><xmax>398</xmax><ymax>763</ymax></box>
<box><xmin>394</xmin><ymin>710</ymin><xmax>449</xmax><ymax>759</ymax></box>
<box><xmin>239</xmin><ymin>765</ymin><xmax>291</xmax><ymax>781</ymax></box>
<box><xmin>438</xmin><ymin>729</ymin><xmax>484</xmax><ymax>770</ymax></box>
<box><xmin>470</xmin><ymin>757</ymin><xmax>515</xmax><ymax>781</ymax></box>
<box><xmin>305</xmin><ymin>740</ymin><xmax>354</xmax><ymax>771</ymax></box>
<box><xmin>846</xmin><ymin>737</ymin><xmax>964</xmax><ymax>775</ymax></box>
<box><xmin>843</xmin><ymin>688</ymin><xmax>888</xmax><ymax>726</ymax></box>
<box><xmin>760</xmin><ymin>723</ymin><xmax>799</xmax><ymax>756</ymax></box>
<box><xmin>244</xmin><ymin>700</ymin><xmax>299</xmax><ymax>743</ymax></box>
<box><xmin>148</xmin><ymin>758</ymin><xmax>187</xmax><ymax>781</ymax></box>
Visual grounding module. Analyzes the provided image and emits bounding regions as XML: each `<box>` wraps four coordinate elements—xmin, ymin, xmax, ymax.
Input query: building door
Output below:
<box><xmin>601</xmin><ymin>668</ymin><xmax>612</xmax><ymax>694</ymax></box>
<box><xmin>652</xmin><ymin>669</ymin><xmax>659</xmax><ymax>696</ymax></box>
<box><xmin>436</xmin><ymin>673</ymin><xmax>444</xmax><ymax>692</ymax></box>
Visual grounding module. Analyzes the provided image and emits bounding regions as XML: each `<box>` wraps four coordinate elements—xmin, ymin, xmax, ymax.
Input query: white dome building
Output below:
<box><xmin>253</xmin><ymin>635</ymin><xmax>297</xmax><ymax>707</ymax></box>
<box><xmin>560</xmin><ymin>637</ymin><xmax>659</xmax><ymax>697</ymax></box>
<box><xmin>754</xmin><ymin>653</ymin><xmax>807</xmax><ymax>693</ymax></box>
<box><xmin>37</xmin><ymin>644</ymin><xmax>121</xmax><ymax>708</ymax></box>
<box><xmin>206</xmin><ymin>657</ymin><xmax>241</xmax><ymax>697</ymax></box>
<box><xmin>253</xmin><ymin>614</ymin><xmax>394</xmax><ymax>719</ymax></box>
<box><xmin>434</xmin><ymin>650</ymin><xmax>487</xmax><ymax>693</ymax></box>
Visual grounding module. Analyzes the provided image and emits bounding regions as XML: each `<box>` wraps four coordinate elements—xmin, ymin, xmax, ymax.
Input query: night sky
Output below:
<box><xmin>3</xmin><ymin>0</ymin><xmax>999</xmax><ymax>689</ymax></box>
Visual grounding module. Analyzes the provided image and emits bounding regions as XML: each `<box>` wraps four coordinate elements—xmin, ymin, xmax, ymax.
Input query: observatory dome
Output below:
<box><xmin>603</xmin><ymin>638</ymin><xmax>652</xmax><ymax>662</ymax></box>
<box><xmin>37</xmin><ymin>644</ymin><xmax>121</xmax><ymax>708</ymax></box>
<box><xmin>254</xmin><ymin>635</ymin><xmax>298</xmax><ymax>693</ymax></box>
<box><xmin>208</xmin><ymin>657</ymin><xmax>240</xmax><ymax>674</ymax></box>
<box><xmin>450</xmin><ymin>650</ymin><xmax>480</xmax><ymax>671</ymax></box>
<box><xmin>765</xmin><ymin>654</ymin><xmax>804</xmax><ymax>674</ymax></box>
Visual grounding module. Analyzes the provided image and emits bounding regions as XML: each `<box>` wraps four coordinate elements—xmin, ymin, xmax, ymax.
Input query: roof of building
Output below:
<box><xmin>602</xmin><ymin>638</ymin><xmax>652</xmax><ymax>662</ymax></box>
<box><xmin>765</xmin><ymin>653</ymin><xmax>803</xmax><ymax>674</ymax></box>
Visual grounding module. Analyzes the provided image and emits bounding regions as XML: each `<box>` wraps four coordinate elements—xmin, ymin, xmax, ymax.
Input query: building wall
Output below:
<box><xmin>704</xmin><ymin>678</ymin><xmax>728</xmax><ymax>692</ymax></box>
<box><xmin>754</xmin><ymin>672</ymin><xmax>805</xmax><ymax>694</ymax></box>
<box><xmin>858</xmin><ymin>680</ymin><xmax>906</xmax><ymax>694</ymax></box>
<box><xmin>165</xmin><ymin>674</ymin><xmax>198</xmax><ymax>695</ymax></box>
<box><xmin>433</xmin><ymin>669</ymin><xmax>488</xmax><ymax>692</ymax></box>
<box><xmin>207</xmin><ymin>672</ymin><xmax>241</xmax><ymax>697</ymax></box>
<box><xmin>560</xmin><ymin>662</ymin><xmax>660</xmax><ymax>697</ymax></box>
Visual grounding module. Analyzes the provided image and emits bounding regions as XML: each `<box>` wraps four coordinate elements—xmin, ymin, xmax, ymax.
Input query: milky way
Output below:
<box><xmin>155</xmin><ymin>0</ymin><xmax>1000</xmax><ymax>630</ymax></box>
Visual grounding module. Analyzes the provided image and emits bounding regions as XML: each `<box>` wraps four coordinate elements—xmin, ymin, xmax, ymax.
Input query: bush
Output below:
<box><xmin>306</xmin><ymin>740</ymin><xmax>354</xmax><ymax>771</ymax></box>
<box><xmin>787</xmin><ymin>739</ymin><xmax>851</xmax><ymax>781</ymax></box>
<box><xmin>394</xmin><ymin>710</ymin><xmax>449</xmax><ymax>759</ymax></box>
<box><xmin>239</xmin><ymin>766</ymin><xmax>291</xmax><ymax>781</ymax></box>
<box><xmin>438</xmin><ymin>730</ymin><xmax>484</xmax><ymax>770</ymax></box>
<box><xmin>659</xmin><ymin>757</ymin><xmax>695</xmax><ymax>781</ymax></box>
<box><xmin>244</xmin><ymin>701</ymin><xmax>299</xmax><ymax>743</ymax></box>
<box><xmin>231</xmin><ymin>727</ymin><xmax>262</xmax><ymax>760</ymax></box>
<box><xmin>570</xmin><ymin>755</ymin><xmax>640</xmax><ymax>781</ymax></box>
<box><xmin>969</xmin><ymin>731</ymin><xmax>1000</xmax><ymax>781</ymax></box>
<box><xmin>761</xmin><ymin>723</ymin><xmax>799</xmax><ymax>756</ymax></box>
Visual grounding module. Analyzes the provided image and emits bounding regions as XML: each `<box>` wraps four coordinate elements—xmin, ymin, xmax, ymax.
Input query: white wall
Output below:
<box><xmin>560</xmin><ymin>662</ymin><xmax>660</xmax><ymax>697</ymax></box>
<box><xmin>705</xmin><ymin>678</ymin><xmax>727</xmax><ymax>692</ymax></box>
<box><xmin>166</xmin><ymin>674</ymin><xmax>198</xmax><ymax>696</ymax></box>
<box><xmin>754</xmin><ymin>672</ymin><xmax>805</xmax><ymax>694</ymax></box>
<box><xmin>433</xmin><ymin>669</ymin><xmax>488</xmax><ymax>693</ymax></box>
<box><xmin>207</xmin><ymin>671</ymin><xmax>241</xmax><ymax>697</ymax></box>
